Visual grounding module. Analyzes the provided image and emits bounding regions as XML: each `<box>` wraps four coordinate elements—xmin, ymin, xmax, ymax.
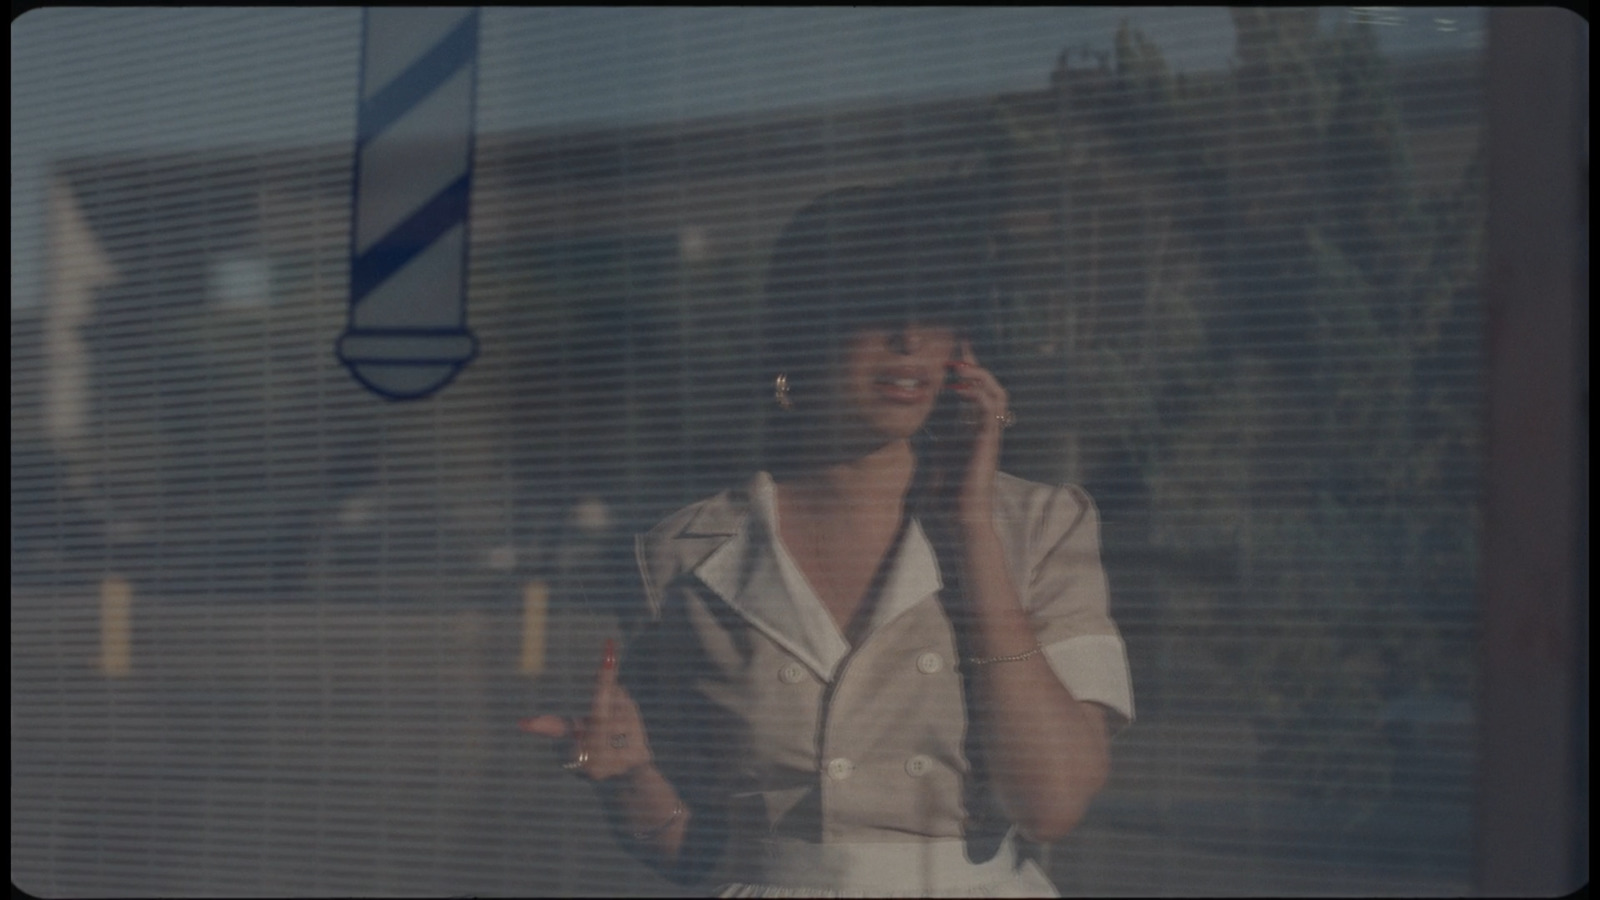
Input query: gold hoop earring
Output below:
<box><xmin>773</xmin><ymin>373</ymin><xmax>793</xmax><ymax>411</ymax></box>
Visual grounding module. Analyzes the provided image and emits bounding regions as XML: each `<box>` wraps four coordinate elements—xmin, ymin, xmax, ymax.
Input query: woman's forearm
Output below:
<box><xmin>957</xmin><ymin>522</ymin><xmax>1110</xmax><ymax>843</ymax></box>
<box><xmin>607</xmin><ymin>762</ymin><xmax>690</xmax><ymax>864</ymax></box>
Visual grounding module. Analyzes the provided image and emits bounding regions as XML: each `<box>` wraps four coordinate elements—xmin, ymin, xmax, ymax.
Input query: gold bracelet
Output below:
<box><xmin>631</xmin><ymin>800</ymin><xmax>684</xmax><ymax>841</ymax></box>
<box><xmin>966</xmin><ymin>644</ymin><xmax>1044</xmax><ymax>666</ymax></box>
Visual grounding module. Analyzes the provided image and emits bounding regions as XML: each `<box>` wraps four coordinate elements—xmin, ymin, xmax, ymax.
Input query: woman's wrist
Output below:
<box><xmin>955</xmin><ymin>514</ymin><xmax>1001</xmax><ymax>556</ymax></box>
<box><xmin>600</xmin><ymin>759</ymin><xmax>661</xmax><ymax>797</ymax></box>
<box><xmin>627</xmin><ymin>759</ymin><xmax>663</xmax><ymax>790</ymax></box>
<box><xmin>629</xmin><ymin>799</ymin><xmax>685</xmax><ymax>842</ymax></box>
<box><xmin>602</xmin><ymin>763</ymin><xmax>680</xmax><ymax>821</ymax></box>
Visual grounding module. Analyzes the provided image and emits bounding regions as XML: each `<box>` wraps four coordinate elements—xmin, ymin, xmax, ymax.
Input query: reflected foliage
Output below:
<box><xmin>987</xmin><ymin>11</ymin><xmax>1482</xmax><ymax>822</ymax></box>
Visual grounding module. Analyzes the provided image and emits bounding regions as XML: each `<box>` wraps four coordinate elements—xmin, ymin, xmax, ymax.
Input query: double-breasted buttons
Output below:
<box><xmin>916</xmin><ymin>652</ymin><xmax>944</xmax><ymax>674</ymax></box>
<box><xmin>905</xmin><ymin>754</ymin><xmax>934</xmax><ymax>778</ymax></box>
<box><xmin>778</xmin><ymin>663</ymin><xmax>805</xmax><ymax>684</ymax></box>
<box><xmin>826</xmin><ymin>758</ymin><xmax>856</xmax><ymax>781</ymax></box>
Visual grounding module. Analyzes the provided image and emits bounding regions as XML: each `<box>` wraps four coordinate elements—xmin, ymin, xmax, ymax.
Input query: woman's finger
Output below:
<box><xmin>589</xmin><ymin>638</ymin><xmax>619</xmax><ymax>727</ymax></box>
<box><xmin>951</xmin><ymin>366</ymin><xmax>1005</xmax><ymax>415</ymax></box>
<box><xmin>519</xmin><ymin>715</ymin><xmax>574</xmax><ymax>738</ymax></box>
<box><xmin>952</xmin><ymin>345</ymin><xmax>1009</xmax><ymax>417</ymax></box>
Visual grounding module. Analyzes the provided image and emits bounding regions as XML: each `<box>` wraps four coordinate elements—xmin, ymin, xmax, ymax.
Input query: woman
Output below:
<box><xmin>523</xmin><ymin>181</ymin><xmax>1134</xmax><ymax>896</ymax></box>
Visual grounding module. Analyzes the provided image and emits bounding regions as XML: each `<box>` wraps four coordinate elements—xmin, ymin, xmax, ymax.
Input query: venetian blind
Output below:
<box><xmin>11</xmin><ymin>7</ymin><xmax>1488</xmax><ymax>896</ymax></box>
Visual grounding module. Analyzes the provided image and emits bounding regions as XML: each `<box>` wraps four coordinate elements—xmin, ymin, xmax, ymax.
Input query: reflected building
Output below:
<box><xmin>23</xmin><ymin>54</ymin><xmax>1482</xmax><ymax>603</ymax></box>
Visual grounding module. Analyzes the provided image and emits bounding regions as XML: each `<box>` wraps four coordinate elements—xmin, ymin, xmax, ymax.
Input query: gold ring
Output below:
<box><xmin>561</xmin><ymin>747</ymin><xmax>589</xmax><ymax>772</ymax></box>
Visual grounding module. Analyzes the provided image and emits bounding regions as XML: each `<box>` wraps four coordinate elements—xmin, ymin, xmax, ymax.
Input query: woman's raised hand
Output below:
<box><xmin>520</xmin><ymin>638</ymin><xmax>653</xmax><ymax>780</ymax></box>
<box><xmin>944</xmin><ymin>340</ymin><xmax>1010</xmax><ymax>528</ymax></box>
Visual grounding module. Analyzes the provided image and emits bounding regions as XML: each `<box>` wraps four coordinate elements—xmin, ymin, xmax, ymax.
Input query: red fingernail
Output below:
<box><xmin>602</xmin><ymin>639</ymin><xmax>617</xmax><ymax>670</ymax></box>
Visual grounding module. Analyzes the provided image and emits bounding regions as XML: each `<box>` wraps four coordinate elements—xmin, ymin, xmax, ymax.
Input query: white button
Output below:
<box><xmin>826</xmin><ymin>758</ymin><xmax>855</xmax><ymax>781</ymax></box>
<box><xmin>778</xmin><ymin>663</ymin><xmax>804</xmax><ymax>684</ymax></box>
<box><xmin>905</xmin><ymin>755</ymin><xmax>933</xmax><ymax>778</ymax></box>
<box><xmin>916</xmin><ymin>652</ymin><xmax>943</xmax><ymax>674</ymax></box>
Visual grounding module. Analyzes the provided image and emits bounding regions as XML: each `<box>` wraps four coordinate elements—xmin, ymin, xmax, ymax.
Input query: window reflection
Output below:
<box><xmin>10</xmin><ymin>8</ymin><xmax>1502</xmax><ymax>897</ymax></box>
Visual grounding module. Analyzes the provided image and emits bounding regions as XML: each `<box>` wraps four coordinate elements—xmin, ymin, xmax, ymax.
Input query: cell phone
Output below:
<box><xmin>919</xmin><ymin>364</ymin><xmax>969</xmax><ymax>467</ymax></box>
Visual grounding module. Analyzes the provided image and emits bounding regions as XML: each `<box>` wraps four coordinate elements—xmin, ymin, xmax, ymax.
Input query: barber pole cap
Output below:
<box><xmin>339</xmin><ymin>8</ymin><xmax>481</xmax><ymax>400</ymax></box>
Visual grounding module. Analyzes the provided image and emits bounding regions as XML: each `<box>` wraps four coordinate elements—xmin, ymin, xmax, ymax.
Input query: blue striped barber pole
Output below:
<box><xmin>339</xmin><ymin>8</ymin><xmax>481</xmax><ymax>400</ymax></box>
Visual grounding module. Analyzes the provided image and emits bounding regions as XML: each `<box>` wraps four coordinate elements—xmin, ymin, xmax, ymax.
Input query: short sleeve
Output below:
<box><xmin>1017</xmin><ymin>482</ymin><xmax>1135</xmax><ymax>734</ymax></box>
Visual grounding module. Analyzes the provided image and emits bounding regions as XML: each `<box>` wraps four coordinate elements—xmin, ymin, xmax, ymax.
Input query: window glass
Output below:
<box><xmin>12</xmin><ymin>8</ymin><xmax>1489</xmax><ymax>896</ymax></box>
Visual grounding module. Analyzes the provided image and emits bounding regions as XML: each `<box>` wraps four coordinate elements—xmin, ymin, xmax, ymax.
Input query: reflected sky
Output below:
<box><xmin>12</xmin><ymin>7</ymin><xmax>1488</xmax><ymax>148</ymax></box>
<box><xmin>11</xmin><ymin>7</ymin><xmax>1492</xmax><ymax>310</ymax></box>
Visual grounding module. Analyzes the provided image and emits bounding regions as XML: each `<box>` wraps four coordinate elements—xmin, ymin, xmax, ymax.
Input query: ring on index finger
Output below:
<box><xmin>558</xmin><ymin>717</ymin><xmax>587</xmax><ymax>772</ymax></box>
<box><xmin>562</xmin><ymin>747</ymin><xmax>590</xmax><ymax>772</ymax></box>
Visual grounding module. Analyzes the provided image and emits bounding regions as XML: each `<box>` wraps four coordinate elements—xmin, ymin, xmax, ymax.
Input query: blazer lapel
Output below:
<box><xmin>687</xmin><ymin>473</ymin><xmax>851</xmax><ymax>682</ymax></box>
<box><xmin>674</xmin><ymin>473</ymin><xmax>948</xmax><ymax>681</ymax></box>
<box><xmin>864</xmin><ymin>515</ymin><xmax>944</xmax><ymax>637</ymax></box>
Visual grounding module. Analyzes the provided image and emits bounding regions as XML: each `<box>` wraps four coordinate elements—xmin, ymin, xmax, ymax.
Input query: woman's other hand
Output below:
<box><xmin>522</xmin><ymin>639</ymin><xmax>692</xmax><ymax>861</ymax></box>
<box><xmin>520</xmin><ymin>638</ymin><xmax>653</xmax><ymax>780</ymax></box>
<box><xmin>944</xmin><ymin>340</ymin><xmax>1009</xmax><ymax>529</ymax></box>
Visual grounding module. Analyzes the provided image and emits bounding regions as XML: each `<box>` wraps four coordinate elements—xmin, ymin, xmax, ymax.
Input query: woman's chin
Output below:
<box><xmin>785</xmin><ymin>406</ymin><xmax>932</xmax><ymax>461</ymax></box>
<box><xmin>861</xmin><ymin>411</ymin><xmax>933</xmax><ymax>444</ymax></box>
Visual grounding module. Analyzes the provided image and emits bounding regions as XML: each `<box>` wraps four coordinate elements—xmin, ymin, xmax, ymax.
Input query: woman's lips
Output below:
<box><xmin>873</xmin><ymin>371</ymin><xmax>932</xmax><ymax>403</ymax></box>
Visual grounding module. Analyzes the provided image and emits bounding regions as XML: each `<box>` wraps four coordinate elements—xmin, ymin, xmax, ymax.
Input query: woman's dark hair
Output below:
<box><xmin>760</xmin><ymin>178</ymin><xmax>994</xmax><ymax>393</ymax></box>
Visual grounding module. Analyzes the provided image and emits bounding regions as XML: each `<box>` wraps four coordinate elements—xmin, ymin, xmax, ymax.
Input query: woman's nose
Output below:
<box><xmin>886</xmin><ymin>326</ymin><xmax>922</xmax><ymax>354</ymax></box>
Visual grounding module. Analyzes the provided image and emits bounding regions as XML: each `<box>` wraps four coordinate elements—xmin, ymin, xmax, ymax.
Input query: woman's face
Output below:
<box><xmin>832</xmin><ymin>321</ymin><xmax>959</xmax><ymax>443</ymax></box>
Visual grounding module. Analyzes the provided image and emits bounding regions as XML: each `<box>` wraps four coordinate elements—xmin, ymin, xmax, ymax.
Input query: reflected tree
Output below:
<box><xmin>987</xmin><ymin>9</ymin><xmax>1484</xmax><ymax>825</ymax></box>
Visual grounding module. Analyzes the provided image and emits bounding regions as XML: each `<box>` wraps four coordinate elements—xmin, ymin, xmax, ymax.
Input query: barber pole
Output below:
<box><xmin>338</xmin><ymin>8</ymin><xmax>481</xmax><ymax>400</ymax></box>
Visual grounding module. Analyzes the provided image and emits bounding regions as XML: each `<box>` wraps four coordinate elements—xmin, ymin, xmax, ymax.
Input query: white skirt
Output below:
<box><xmin>716</xmin><ymin>833</ymin><xmax>1059</xmax><ymax>898</ymax></box>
